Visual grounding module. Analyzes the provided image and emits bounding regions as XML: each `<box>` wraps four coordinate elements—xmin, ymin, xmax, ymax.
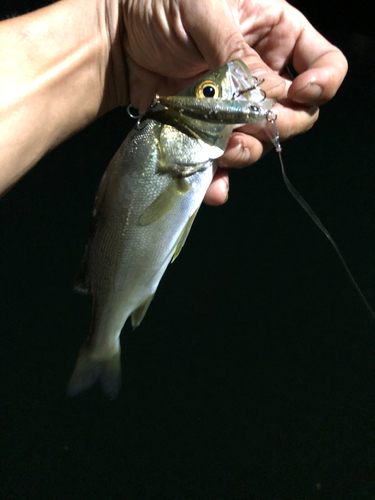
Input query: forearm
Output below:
<box><xmin>0</xmin><ymin>0</ymin><xmax>124</xmax><ymax>194</ymax></box>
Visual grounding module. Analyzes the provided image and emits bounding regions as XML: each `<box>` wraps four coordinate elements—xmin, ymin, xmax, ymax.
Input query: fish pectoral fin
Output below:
<box><xmin>131</xmin><ymin>294</ymin><xmax>155</xmax><ymax>329</ymax></box>
<box><xmin>67</xmin><ymin>342</ymin><xmax>121</xmax><ymax>400</ymax></box>
<box><xmin>138</xmin><ymin>178</ymin><xmax>190</xmax><ymax>227</ymax></box>
<box><xmin>172</xmin><ymin>207</ymin><xmax>199</xmax><ymax>262</ymax></box>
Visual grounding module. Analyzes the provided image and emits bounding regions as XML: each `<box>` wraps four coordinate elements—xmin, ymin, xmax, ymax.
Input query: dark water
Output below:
<box><xmin>1</xmin><ymin>6</ymin><xmax>375</xmax><ymax>499</ymax></box>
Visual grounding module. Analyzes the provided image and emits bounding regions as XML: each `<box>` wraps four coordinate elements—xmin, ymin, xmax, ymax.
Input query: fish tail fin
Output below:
<box><xmin>67</xmin><ymin>342</ymin><xmax>121</xmax><ymax>400</ymax></box>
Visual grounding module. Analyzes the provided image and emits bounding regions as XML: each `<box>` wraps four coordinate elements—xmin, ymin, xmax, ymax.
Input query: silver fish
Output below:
<box><xmin>68</xmin><ymin>60</ymin><xmax>276</xmax><ymax>398</ymax></box>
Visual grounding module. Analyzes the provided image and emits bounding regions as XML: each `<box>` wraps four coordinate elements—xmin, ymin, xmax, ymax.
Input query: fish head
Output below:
<box><xmin>143</xmin><ymin>60</ymin><xmax>276</xmax><ymax>158</ymax></box>
<box><xmin>177</xmin><ymin>59</ymin><xmax>274</xmax><ymax>110</ymax></box>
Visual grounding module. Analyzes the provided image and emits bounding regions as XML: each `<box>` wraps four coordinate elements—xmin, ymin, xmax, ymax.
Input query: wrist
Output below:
<box><xmin>99</xmin><ymin>0</ymin><xmax>129</xmax><ymax>111</ymax></box>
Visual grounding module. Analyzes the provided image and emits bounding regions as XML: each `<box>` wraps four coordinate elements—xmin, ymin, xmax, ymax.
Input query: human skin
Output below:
<box><xmin>0</xmin><ymin>0</ymin><xmax>347</xmax><ymax>202</ymax></box>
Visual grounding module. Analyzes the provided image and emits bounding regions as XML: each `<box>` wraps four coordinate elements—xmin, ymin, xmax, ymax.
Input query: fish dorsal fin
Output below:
<box><xmin>172</xmin><ymin>207</ymin><xmax>199</xmax><ymax>262</ymax></box>
<box><xmin>74</xmin><ymin>171</ymin><xmax>110</xmax><ymax>294</ymax></box>
<box><xmin>74</xmin><ymin>244</ymin><xmax>91</xmax><ymax>293</ymax></box>
<box><xmin>131</xmin><ymin>294</ymin><xmax>155</xmax><ymax>328</ymax></box>
<box><xmin>138</xmin><ymin>178</ymin><xmax>190</xmax><ymax>226</ymax></box>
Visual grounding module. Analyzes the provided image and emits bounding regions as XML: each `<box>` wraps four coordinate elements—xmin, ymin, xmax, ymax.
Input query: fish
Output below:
<box><xmin>67</xmin><ymin>60</ymin><xmax>276</xmax><ymax>398</ymax></box>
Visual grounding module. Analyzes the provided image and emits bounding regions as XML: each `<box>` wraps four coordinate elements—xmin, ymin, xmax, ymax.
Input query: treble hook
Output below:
<box><xmin>136</xmin><ymin>115</ymin><xmax>147</xmax><ymax>130</ymax></box>
<box><xmin>127</xmin><ymin>104</ymin><xmax>146</xmax><ymax>129</ymax></box>
<box><xmin>231</xmin><ymin>79</ymin><xmax>267</xmax><ymax>101</ymax></box>
<box><xmin>252</xmin><ymin>76</ymin><xmax>265</xmax><ymax>86</ymax></box>
<box><xmin>253</xmin><ymin>76</ymin><xmax>267</xmax><ymax>101</ymax></box>
<box><xmin>258</xmin><ymin>88</ymin><xmax>267</xmax><ymax>102</ymax></box>
<box><xmin>127</xmin><ymin>104</ymin><xmax>140</xmax><ymax>119</ymax></box>
<box><xmin>232</xmin><ymin>87</ymin><xmax>255</xmax><ymax>99</ymax></box>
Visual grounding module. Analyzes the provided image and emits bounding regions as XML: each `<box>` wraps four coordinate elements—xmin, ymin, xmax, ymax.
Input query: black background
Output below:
<box><xmin>1</xmin><ymin>2</ymin><xmax>375</xmax><ymax>499</ymax></box>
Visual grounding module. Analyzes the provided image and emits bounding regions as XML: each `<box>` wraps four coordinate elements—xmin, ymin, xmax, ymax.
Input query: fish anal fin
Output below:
<box><xmin>131</xmin><ymin>294</ymin><xmax>155</xmax><ymax>329</ymax></box>
<box><xmin>172</xmin><ymin>208</ymin><xmax>199</xmax><ymax>262</ymax></box>
<box><xmin>67</xmin><ymin>342</ymin><xmax>121</xmax><ymax>400</ymax></box>
<box><xmin>138</xmin><ymin>179</ymin><xmax>190</xmax><ymax>227</ymax></box>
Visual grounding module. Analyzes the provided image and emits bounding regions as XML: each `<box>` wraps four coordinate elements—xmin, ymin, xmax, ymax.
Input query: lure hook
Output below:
<box><xmin>258</xmin><ymin>88</ymin><xmax>267</xmax><ymax>101</ymax></box>
<box><xmin>127</xmin><ymin>104</ymin><xmax>140</xmax><ymax>119</ymax></box>
<box><xmin>231</xmin><ymin>87</ymin><xmax>255</xmax><ymax>100</ymax></box>
<box><xmin>136</xmin><ymin>116</ymin><xmax>146</xmax><ymax>130</ymax></box>
<box><xmin>135</xmin><ymin>97</ymin><xmax>160</xmax><ymax>130</ymax></box>
<box><xmin>231</xmin><ymin>78</ymin><xmax>266</xmax><ymax>101</ymax></box>
<box><xmin>128</xmin><ymin>104</ymin><xmax>146</xmax><ymax>129</ymax></box>
<box><xmin>252</xmin><ymin>76</ymin><xmax>265</xmax><ymax>87</ymax></box>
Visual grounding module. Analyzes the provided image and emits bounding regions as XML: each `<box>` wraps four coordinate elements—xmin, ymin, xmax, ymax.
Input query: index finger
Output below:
<box><xmin>288</xmin><ymin>23</ymin><xmax>348</xmax><ymax>106</ymax></box>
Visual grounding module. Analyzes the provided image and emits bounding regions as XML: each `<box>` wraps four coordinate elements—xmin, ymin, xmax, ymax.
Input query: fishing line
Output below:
<box><xmin>265</xmin><ymin>112</ymin><xmax>375</xmax><ymax>323</ymax></box>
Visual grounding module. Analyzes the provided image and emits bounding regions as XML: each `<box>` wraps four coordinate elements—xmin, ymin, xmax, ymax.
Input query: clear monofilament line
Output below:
<box><xmin>265</xmin><ymin>115</ymin><xmax>375</xmax><ymax>323</ymax></box>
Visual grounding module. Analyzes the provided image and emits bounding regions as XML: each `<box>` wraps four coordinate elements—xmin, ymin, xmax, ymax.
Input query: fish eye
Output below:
<box><xmin>195</xmin><ymin>80</ymin><xmax>219</xmax><ymax>98</ymax></box>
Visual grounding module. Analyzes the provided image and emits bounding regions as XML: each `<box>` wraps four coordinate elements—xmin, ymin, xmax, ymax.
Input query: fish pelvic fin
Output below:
<box><xmin>67</xmin><ymin>342</ymin><xmax>121</xmax><ymax>400</ymax></box>
<box><xmin>131</xmin><ymin>294</ymin><xmax>155</xmax><ymax>329</ymax></box>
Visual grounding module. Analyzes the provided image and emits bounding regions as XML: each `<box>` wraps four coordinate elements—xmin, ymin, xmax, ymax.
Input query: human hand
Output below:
<box><xmin>105</xmin><ymin>0</ymin><xmax>347</xmax><ymax>205</ymax></box>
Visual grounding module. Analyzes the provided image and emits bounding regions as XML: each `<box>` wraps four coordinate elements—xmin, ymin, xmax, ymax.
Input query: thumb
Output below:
<box><xmin>182</xmin><ymin>0</ymin><xmax>284</xmax><ymax>96</ymax></box>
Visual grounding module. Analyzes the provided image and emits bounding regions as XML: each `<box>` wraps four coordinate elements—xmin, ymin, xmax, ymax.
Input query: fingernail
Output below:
<box><xmin>216</xmin><ymin>157</ymin><xmax>227</xmax><ymax>168</ymax></box>
<box><xmin>293</xmin><ymin>83</ymin><xmax>322</xmax><ymax>105</ymax></box>
<box><xmin>218</xmin><ymin>176</ymin><xmax>229</xmax><ymax>196</ymax></box>
<box><xmin>239</xmin><ymin>147</ymin><xmax>251</xmax><ymax>166</ymax></box>
<box><xmin>308</xmin><ymin>105</ymin><xmax>319</xmax><ymax>115</ymax></box>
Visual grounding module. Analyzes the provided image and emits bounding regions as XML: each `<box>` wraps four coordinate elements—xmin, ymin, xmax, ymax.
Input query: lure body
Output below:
<box><xmin>68</xmin><ymin>60</ymin><xmax>276</xmax><ymax>398</ymax></box>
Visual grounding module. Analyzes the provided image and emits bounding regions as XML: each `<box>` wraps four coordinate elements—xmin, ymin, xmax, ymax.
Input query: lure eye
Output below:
<box><xmin>195</xmin><ymin>80</ymin><xmax>220</xmax><ymax>98</ymax></box>
<box><xmin>250</xmin><ymin>105</ymin><xmax>259</xmax><ymax>113</ymax></box>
